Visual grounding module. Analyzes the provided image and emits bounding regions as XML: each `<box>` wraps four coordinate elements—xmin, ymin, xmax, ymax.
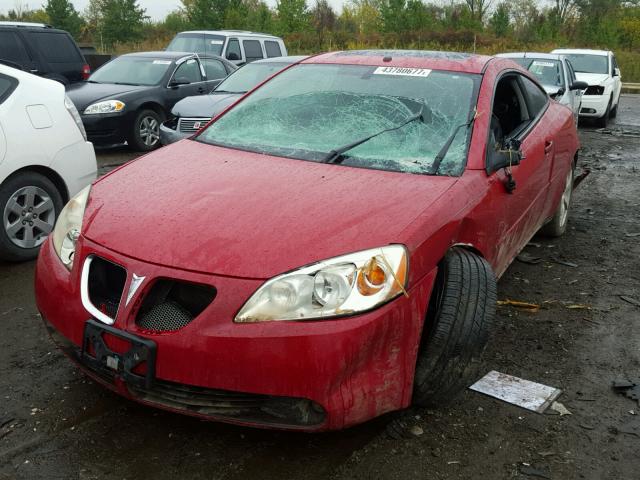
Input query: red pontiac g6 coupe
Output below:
<box><xmin>35</xmin><ymin>51</ymin><xmax>580</xmax><ymax>431</ymax></box>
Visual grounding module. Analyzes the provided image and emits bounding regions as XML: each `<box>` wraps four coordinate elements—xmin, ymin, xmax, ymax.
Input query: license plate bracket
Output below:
<box><xmin>81</xmin><ymin>319</ymin><xmax>157</xmax><ymax>389</ymax></box>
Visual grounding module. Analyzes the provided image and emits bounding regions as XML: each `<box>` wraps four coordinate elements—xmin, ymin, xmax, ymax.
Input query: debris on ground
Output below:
<box><xmin>619</xmin><ymin>295</ymin><xmax>640</xmax><ymax>307</ymax></box>
<box><xmin>612</xmin><ymin>379</ymin><xmax>640</xmax><ymax>405</ymax></box>
<box><xmin>549</xmin><ymin>401</ymin><xmax>572</xmax><ymax>416</ymax></box>
<box><xmin>469</xmin><ymin>371</ymin><xmax>561</xmax><ymax>413</ymax></box>
<box><xmin>550</xmin><ymin>258</ymin><xmax>579</xmax><ymax>268</ymax></box>
<box><xmin>625</xmin><ymin>232</ymin><xmax>640</xmax><ymax>237</ymax></box>
<box><xmin>519</xmin><ymin>463</ymin><xmax>551</xmax><ymax>479</ymax></box>
<box><xmin>517</xmin><ymin>253</ymin><xmax>543</xmax><ymax>264</ymax></box>
<box><xmin>565</xmin><ymin>304</ymin><xmax>591</xmax><ymax>310</ymax></box>
<box><xmin>497</xmin><ymin>299</ymin><xmax>540</xmax><ymax>311</ymax></box>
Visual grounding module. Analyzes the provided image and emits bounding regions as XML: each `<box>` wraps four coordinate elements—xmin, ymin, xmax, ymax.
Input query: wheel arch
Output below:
<box><xmin>138</xmin><ymin>102</ymin><xmax>166</xmax><ymax>118</ymax></box>
<box><xmin>2</xmin><ymin>166</ymin><xmax>69</xmax><ymax>204</ymax></box>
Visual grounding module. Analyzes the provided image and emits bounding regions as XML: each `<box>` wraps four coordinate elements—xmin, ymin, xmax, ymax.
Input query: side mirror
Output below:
<box><xmin>169</xmin><ymin>76</ymin><xmax>190</xmax><ymax>88</ymax></box>
<box><xmin>488</xmin><ymin>138</ymin><xmax>523</xmax><ymax>173</ymax></box>
<box><xmin>613</xmin><ymin>67</ymin><xmax>621</xmax><ymax>77</ymax></box>
<box><xmin>570</xmin><ymin>80</ymin><xmax>588</xmax><ymax>91</ymax></box>
<box><xmin>226</xmin><ymin>52</ymin><xmax>240</xmax><ymax>61</ymax></box>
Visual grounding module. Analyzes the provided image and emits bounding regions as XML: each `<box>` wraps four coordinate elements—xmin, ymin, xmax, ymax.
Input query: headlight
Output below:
<box><xmin>83</xmin><ymin>100</ymin><xmax>125</xmax><ymax>115</ymax></box>
<box><xmin>52</xmin><ymin>186</ymin><xmax>91</xmax><ymax>270</ymax></box>
<box><xmin>235</xmin><ymin>245</ymin><xmax>408</xmax><ymax>323</ymax></box>
<box><xmin>65</xmin><ymin>95</ymin><xmax>87</xmax><ymax>140</ymax></box>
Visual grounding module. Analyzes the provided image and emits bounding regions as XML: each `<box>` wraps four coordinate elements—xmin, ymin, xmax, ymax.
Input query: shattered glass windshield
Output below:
<box><xmin>197</xmin><ymin>64</ymin><xmax>480</xmax><ymax>176</ymax></box>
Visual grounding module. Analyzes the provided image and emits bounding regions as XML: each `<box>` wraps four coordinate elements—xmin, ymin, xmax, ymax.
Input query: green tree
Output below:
<box><xmin>100</xmin><ymin>0</ymin><xmax>148</xmax><ymax>46</ymax></box>
<box><xmin>45</xmin><ymin>0</ymin><xmax>83</xmax><ymax>37</ymax></box>
<box><xmin>311</xmin><ymin>0</ymin><xmax>336</xmax><ymax>46</ymax></box>
<box><xmin>181</xmin><ymin>0</ymin><xmax>230</xmax><ymax>29</ymax></box>
<box><xmin>276</xmin><ymin>0</ymin><xmax>309</xmax><ymax>35</ymax></box>
<box><xmin>380</xmin><ymin>0</ymin><xmax>407</xmax><ymax>32</ymax></box>
<box><xmin>489</xmin><ymin>1</ymin><xmax>510</xmax><ymax>37</ymax></box>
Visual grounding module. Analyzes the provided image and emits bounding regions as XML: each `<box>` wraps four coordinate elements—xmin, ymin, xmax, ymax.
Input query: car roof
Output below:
<box><xmin>496</xmin><ymin>52</ymin><xmax>564</xmax><ymax>61</ymax></box>
<box><xmin>120</xmin><ymin>51</ymin><xmax>195</xmax><ymax>61</ymax></box>
<box><xmin>552</xmin><ymin>48</ymin><xmax>610</xmax><ymax>56</ymax></box>
<box><xmin>0</xmin><ymin>22</ymin><xmax>68</xmax><ymax>34</ymax></box>
<box><xmin>176</xmin><ymin>30</ymin><xmax>281</xmax><ymax>39</ymax></box>
<box><xmin>303</xmin><ymin>50</ymin><xmax>493</xmax><ymax>74</ymax></box>
<box><xmin>252</xmin><ymin>55</ymin><xmax>308</xmax><ymax>64</ymax></box>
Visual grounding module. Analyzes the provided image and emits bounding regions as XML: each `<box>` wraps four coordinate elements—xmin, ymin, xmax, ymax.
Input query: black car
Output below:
<box><xmin>67</xmin><ymin>51</ymin><xmax>237</xmax><ymax>151</ymax></box>
<box><xmin>160</xmin><ymin>55</ymin><xmax>307</xmax><ymax>145</ymax></box>
<box><xmin>0</xmin><ymin>22</ymin><xmax>89</xmax><ymax>85</ymax></box>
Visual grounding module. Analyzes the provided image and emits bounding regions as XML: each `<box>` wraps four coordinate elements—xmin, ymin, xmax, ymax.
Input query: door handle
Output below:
<box><xmin>544</xmin><ymin>140</ymin><xmax>553</xmax><ymax>154</ymax></box>
<box><xmin>198</xmin><ymin>87</ymin><xmax>206</xmax><ymax>93</ymax></box>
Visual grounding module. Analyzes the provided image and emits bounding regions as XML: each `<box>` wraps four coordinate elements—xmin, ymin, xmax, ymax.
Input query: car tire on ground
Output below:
<box><xmin>412</xmin><ymin>248</ymin><xmax>497</xmax><ymax>407</ymax></box>
<box><xmin>540</xmin><ymin>165</ymin><xmax>574</xmax><ymax>237</ymax></box>
<box><xmin>0</xmin><ymin>172</ymin><xmax>63</xmax><ymax>262</ymax></box>
<box><xmin>609</xmin><ymin>101</ymin><xmax>618</xmax><ymax>119</ymax></box>
<box><xmin>128</xmin><ymin>109</ymin><xmax>164</xmax><ymax>152</ymax></box>
<box><xmin>596</xmin><ymin>96</ymin><xmax>612</xmax><ymax>127</ymax></box>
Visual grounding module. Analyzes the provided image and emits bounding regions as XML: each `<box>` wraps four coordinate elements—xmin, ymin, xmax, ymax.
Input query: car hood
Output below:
<box><xmin>83</xmin><ymin>141</ymin><xmax>458</xmax><ymax>279</ymax></box>
<box><xmin>66</xmin><ymin>82</ymin><xmax>150</xmax><ymax>111</ymax></box>
<box><xmin>575</xmin><ymin>72</ymin><xmax>610</xmax><ymax>86</ymax></box>
<box><xmin>171</xmin><ymin>93</ymin><xmax>242</xmax><ymax>118</ymax></box>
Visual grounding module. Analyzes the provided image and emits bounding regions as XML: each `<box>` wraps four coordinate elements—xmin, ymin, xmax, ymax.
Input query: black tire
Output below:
<box><xmin>596</xmin><ymin>97</ymin><xmax>611</xmax><ymax>127</ymax></box>
<box><xmin>540</xmin><ymin>165</ymin><xmax>574</xmax><ymax>237</ymax></box>
<box><xmin>412</xmin><ymin>248</ymin><xmax>497</xmax><ymax>407</ymax></box>
<box><xmin>127</xmin><ymin>109</ymin><xmax>164</xmax><ymax>152</ymax></box>
<box><xmin>609</xmin><ymin>101</ymin><xmax>618</xmax><ymax>119</ymax></box>
<box><xmin>0</xmin><ymin>172</ymin><xmax>64</xmax><ymax>262</ymax></box>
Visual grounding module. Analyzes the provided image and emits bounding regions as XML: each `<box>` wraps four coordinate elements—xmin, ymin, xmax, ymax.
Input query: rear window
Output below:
<box><xmin>0</xmin><ymin>31</ymin><xmax>30</xmax><ymax>63</ymax></box>
<box><xmin>265</xmin><ymin>41</ymin><xmax>282</xmax><ymax>58</ymax></box>
<box><xmin>243</xmin><ymin>40</ymin><xmax>263</xmax><ymax>62</ymax></box>
<box><xmin>29</xmin><ymin>32</ymin><xmax>82</xmax><ymax>63</ymax></box>
<box><xmin>0</xmin><ymin>74</ymin><xmax>18</xmax><ymax>104</ymax></box>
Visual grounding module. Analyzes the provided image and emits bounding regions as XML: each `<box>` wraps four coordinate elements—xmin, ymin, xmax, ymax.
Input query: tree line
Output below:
<box><xmin>1</xmin><ymin>0</ymin><xmax>639</xmax><ymax>53</ymax></box>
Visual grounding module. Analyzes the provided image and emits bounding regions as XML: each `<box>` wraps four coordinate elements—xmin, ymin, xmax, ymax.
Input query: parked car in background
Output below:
<box><xmin>66</xmin><ymin>52</ymin><xmax>237</xmax><ymax>151</ymax></box>
<box><xmin>551</xmin><ymin>48</ymin><xmax>622</xmax><ymax>127</ymax></box>
<box><xmin>0</xmin><ymin>64</ymin><xmax>96</xmax><ymax>261</ymax></box>
<box><xmin>78</xmin><ymin>44</ymin><xmax>112</xmax><ymax>72</ymax></box>
<box><xmin>160</xmin><ymin>55</ymin><xmax>307</xmax><ymax>145</ymax></box>
<box><xmin>36</xmin><ymin>51</ymin><xmax>580</xmax><ymax>431</ymax></box>
<box><xmin>166</xmin><ymin>30</ymin><xmax>287</xmax><ymax>66</ymax></box>
<box><xmin>496</xmin><ymin>52</ymin><xmax>587</xmax><ymax>124</ymax></box>
<box><xmin>0</xmin><ymin>22</ymin><xmax>90</xmax><ymax>85</ymax></box>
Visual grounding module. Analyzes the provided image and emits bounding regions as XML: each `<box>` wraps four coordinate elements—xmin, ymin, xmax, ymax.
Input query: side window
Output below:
<box><xmin>0</xmin><ymin>74</ymin><xmax>18</xmax><ymax>104</ymax></box>
<box><xmin>519</xmin><ymin>76</ymin><xmax>548</xmax><ymax>118</ymax></box>
<box><xmin>29</xmin><ymin>32</ymin><xmax>82</xmax><ymax>63</ymax></box>
<box><xmin>173</xmin><ymin>58</ymin><xmax>202</xmax><ymax>83</ymax></box>
<box><xmin>0</xmin><ymin>32</ymin><xmax>31</xmax><ymax>64</ymax></box>
<box><xmin>612</xmin><ymin>55</ymin><xmax>618</xmax><ymax>75</ymax></box>
<box><xmin>226</xmin><ymin>39</ymin><xmax>241</xmax><ymax>61</ymax></box>
<box><xmin>202</xmin><ymin>59</ymin><xmax>227</xmax><ymax>80</ymax></box>
<box><xmin>265</xmin><ymin>41</ymin><xmax>282</xmax><ymax>58</ymax></box>
<box><xmin>566</xmin><ymin>61</ymin><xmax>576</xmax><ymax>83</ymax></box>
<box><xmin>242</xmin><ymin>40</ymin><xmax>264</xmax><ymax>62</ymax></box>
<box><xmin>491</xmin><ymin>75</ymin><xmax>530</xmax><ymax>144</ymax></box>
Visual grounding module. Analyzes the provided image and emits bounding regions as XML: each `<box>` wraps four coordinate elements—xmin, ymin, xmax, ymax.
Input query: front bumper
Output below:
<box><xmin>35</xmin><ymin>237</ymin><xmax>436</xmax><ymax>431</ymax></box>
<box><xmin>579</xmin><ymin>92</ymin><xmax>610</xmax><ymax>118</ymax></box>
<box><xmin>159</xmin><ymin>122</ymin><xmax>189</xmax><ymax>146</ymax></box>
<box><xmin>81</xmin><ymin>112</ymin><xmax>130</xmax><ymax>146</ymax></box>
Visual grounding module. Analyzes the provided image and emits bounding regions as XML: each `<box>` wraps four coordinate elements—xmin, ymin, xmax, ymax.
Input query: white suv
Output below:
<box><xmin>551</xmin><ymin>49</ymin><xmax>622</xmax><ymax>127</ymax></box>
<box><xmin>0</xmin><ymin>64</ymin><xmax>96</xmax><ymax>261</ymax></box>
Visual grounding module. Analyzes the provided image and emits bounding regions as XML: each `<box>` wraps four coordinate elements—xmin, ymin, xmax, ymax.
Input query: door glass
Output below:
<box><xmin>29</xmin><ymin>32</ymin><xmax>82</xmax><ymax>63</ymax></box>
<box><xmin>0</xmin><ymin>32</ymin><xmax>30</xmax><ymax>64</ymax></box>
<box><xmin>519</xmin><ymin>76</ymin><xmax>548</xmax><ymax>118</ymax></box>
<box><xmin>226</xmin><ymin>39</ymin><xmax>241</xmax><ymax>61</ymax></box>
<box><xmin>173</xmin><ymin>59</ymin><xmax>202</xmax><ymax>84</ymax></box>
<box><xmin>202</xmin><ymin>59</ymin><xmax>227</xmax><ymax>80</ymax></box>
<box><xmin>242</xmin><ymin>40</ymin><xmax>263</xmax><ymax>62</ymax></box>
<box><xmin>264</xmin><ymin>41</ymin><xmax>282</xmax><ymax>58</ymax></box>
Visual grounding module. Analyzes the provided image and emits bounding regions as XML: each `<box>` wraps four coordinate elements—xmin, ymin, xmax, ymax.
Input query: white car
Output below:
<box><xmin>496</xmin><ymin>52</ymin><xmax>587</xmax><ymax>124</ymax></box>
<box><xmin>551</xmin><ymin>48</ymin><xmax>622</xmax><ymax>127</ymax></box>
<box><xmin>0</xmin><ymin>64</ymin><xmax>96</xmax><ymax>261</ymax></box>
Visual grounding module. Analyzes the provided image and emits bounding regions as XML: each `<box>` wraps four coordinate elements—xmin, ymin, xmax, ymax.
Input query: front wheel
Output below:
<box><xmin>128</xmin><ymin>109</ymin><xmax>163</xmax><ymax>152</ymax></box>
<box><xmin>0</xmin><ymin>172</ymin><xmax>63</xmax><ymax>262</ymax></box>
<box><xmin>540</xmin><ymin>166</ymin><xmax>573</xmax><ymax>237</ymax></box>
<box><xmin>412</xmin><ymin>248</ymin><xmax>497</xmax><ymax>407</ymax></box>
<box><xmin>596</xmin><ymin>97</ymin><xmax>611</xmax><ymax>127</ymax></box>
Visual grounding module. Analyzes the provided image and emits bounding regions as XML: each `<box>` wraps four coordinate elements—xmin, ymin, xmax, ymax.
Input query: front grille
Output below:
<box><xmin>584</xmin><ymin>85</ymin><xmax>604</xmax><ymax>95</ymax></box>
<box><xmin>128</xmin><ymin>380</ymin><xmax>326</xmax><ymax>427</ymax></box>
<box><xmin>135</xmin><ymin>279</ymin><xmax>216</xmax><ymax>332</ymax></box>
<box><xmin>84</xmin><ymin>256</ymin><xmax>127</xmax><ymax>323</ymax></box>
<box><xmin>178</xmin><ymin>117</ymin><xmax>211</xmax><ymax>133</ymax></box>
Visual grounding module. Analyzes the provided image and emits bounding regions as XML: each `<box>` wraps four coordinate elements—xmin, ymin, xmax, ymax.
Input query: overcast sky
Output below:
<box><xmin>0</xmin><ymin>0</ymin><xmax>346</xmax><ymax>20</ymax></box>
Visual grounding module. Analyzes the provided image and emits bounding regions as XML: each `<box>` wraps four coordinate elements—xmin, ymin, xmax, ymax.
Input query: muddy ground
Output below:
<box><xmin>1</xmin><ymin>96</ymin><xmax>639</xmax><ymax>480</ymax></box>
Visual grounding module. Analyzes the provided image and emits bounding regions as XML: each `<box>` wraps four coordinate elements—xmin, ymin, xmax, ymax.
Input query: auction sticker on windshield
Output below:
<box><xmin>373</xmin><ymin>67</ymin><xmax>431</xmax><ymax>77</ymax></box>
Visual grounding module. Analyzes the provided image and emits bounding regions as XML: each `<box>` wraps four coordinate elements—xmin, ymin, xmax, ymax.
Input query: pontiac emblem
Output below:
<box><xmin>193</xmin><ymin>121</ymin><xmax>202</xmax><ymax>129</ymax></box>
<box><xmin>126</xmin><ymin>274</ymin><xmax>146</xmax><ymax>306</ymax></box>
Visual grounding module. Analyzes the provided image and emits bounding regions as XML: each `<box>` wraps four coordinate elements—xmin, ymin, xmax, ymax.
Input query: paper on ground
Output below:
<box><xmin>469</xmin><ymin>370</ymin><xmax>562</xmax><ymax>413</ymax></box>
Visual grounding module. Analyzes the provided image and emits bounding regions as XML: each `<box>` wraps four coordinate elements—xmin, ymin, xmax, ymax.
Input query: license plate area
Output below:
<box><xmin>81</xmin><ymin>319</ymin><xmax>156</xmax><ymax>389</ymax></box>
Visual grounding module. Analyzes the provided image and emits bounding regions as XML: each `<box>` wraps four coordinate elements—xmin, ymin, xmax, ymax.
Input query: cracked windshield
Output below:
<box><xmin>198</xmin><ymin>64</ymin><xmax>479</xmax><ymax>176</ymax></box>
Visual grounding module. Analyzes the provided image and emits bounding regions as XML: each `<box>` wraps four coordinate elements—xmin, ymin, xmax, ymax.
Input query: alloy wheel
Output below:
<box><xmin>139</xmin><ymin>115</ymin><xmax>160</xmax><ymax>147</ymax></box>
<box><xmin>558</xmin><ymin>168</ymin><xmax>573</xmax><ymax>228</ymax></box>
<box><xmin>3</xmin><ymin>186</ymin><xmax>56</xmax><ymax>249</ymax></box>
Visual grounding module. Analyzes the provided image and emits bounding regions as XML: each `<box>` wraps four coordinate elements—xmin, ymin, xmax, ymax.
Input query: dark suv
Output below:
<box><xmin>0</xmin><ymin>22</ymin><xmax>90</xmax><ymax>85</ymax></box>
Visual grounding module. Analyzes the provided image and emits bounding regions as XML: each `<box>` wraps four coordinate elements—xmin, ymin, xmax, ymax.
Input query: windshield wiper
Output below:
<box><xmin>113</xmin><ymin>82</ymin><xmax>142</xmax><ymax>86</ymax></box>
<box><xmin>322</xmin><ymin>107</ymin><xmax>424</xmax><ymax>164</ymax></box>
<box><xmin>212</xmin><ymin>89</ymin><xmax>246</xmax><ymax>94</ymax></box>
<box><xmin>429</xmin><ymin>109</ymin><xmax>478</xmax><ymax>175</ymax></box>
<box><xmin>86</xmin><ymin>80</ymin><xmax>101</xmax><ymax>84</ymax></box>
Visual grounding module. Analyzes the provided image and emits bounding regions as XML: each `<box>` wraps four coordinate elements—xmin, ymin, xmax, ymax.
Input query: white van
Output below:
<box><xmin>167</xmin><ymin>30</ymin><xmax>288</xmax><ymax>66</ymax></box>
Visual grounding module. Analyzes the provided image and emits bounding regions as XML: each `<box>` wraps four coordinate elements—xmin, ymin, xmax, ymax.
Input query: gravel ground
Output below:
<box><xmin>1</xmin><ymin>95</ymin><xmax>639</xmax><ymax>480</ymax></box>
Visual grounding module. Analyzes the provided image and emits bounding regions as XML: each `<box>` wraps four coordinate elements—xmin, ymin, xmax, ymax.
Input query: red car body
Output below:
<box><xmin>35</xmin><ymin>51</ymin><xmax>579</xmax><ymax>431</ymax></box>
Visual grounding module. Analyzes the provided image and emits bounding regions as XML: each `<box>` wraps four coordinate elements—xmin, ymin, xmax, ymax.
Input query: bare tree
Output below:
<box><xmin>464</xmin><ymin>0</ymin><xmax>492</xmax><ymax>23</ymax></box>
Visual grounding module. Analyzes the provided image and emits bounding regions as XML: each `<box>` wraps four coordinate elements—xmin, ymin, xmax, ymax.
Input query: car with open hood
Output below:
<box><xmin>160</xmin><ymin>55</ymin><xmax>307</xmax><ymax>145</ymax></box>
<box><xmin>35</xmin><ymin>50</ymin><xmax>580</xmax><ymax>431</ymax></box>
<box><xmin>66</xmin><ymin>51</ymin><xmax>236</xmax><ymax>151</ymax></box>
<box><xmin>496</xmin><ymin>52</ymin><xmax>587</xmax><ymax>124</ymax></box>
<box><xmin>551</xmin><ymin>48</ymin><xmax>621</xmax><ymax>127</ymax></box>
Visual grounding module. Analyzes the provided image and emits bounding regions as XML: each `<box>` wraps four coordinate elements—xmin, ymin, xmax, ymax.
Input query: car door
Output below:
<box><xmin>169</xmin><ymin>57</ymin><xmax>206</xmax><ymax>99</ymax></box>
<box><xmin>242</xmin><ymin>39</ymin><xmax>265</xmax><ymax>64</ymax></box>
<box><xmin>0</xmin><ymin>31</ymin><xmax>37</xmax><ymax>74</ymax></box>
<box><xmin>201</xmin><ymin>58</ymin><xmax>228</xmax><ymax>91</ymax></box>
<box><xmin>565</xmin><ymin>60</ymin><xmax>581</xmax><ymax>121</ymax></box>
<box><xmin>0</xmin><ymin>73</ymin><xmax>18</xmax><ymax>164</ymax></box>
<box><xmin>611</xmin><ymin>54</ymin><xmax>622</xmax><ymax>104</ymax></box>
